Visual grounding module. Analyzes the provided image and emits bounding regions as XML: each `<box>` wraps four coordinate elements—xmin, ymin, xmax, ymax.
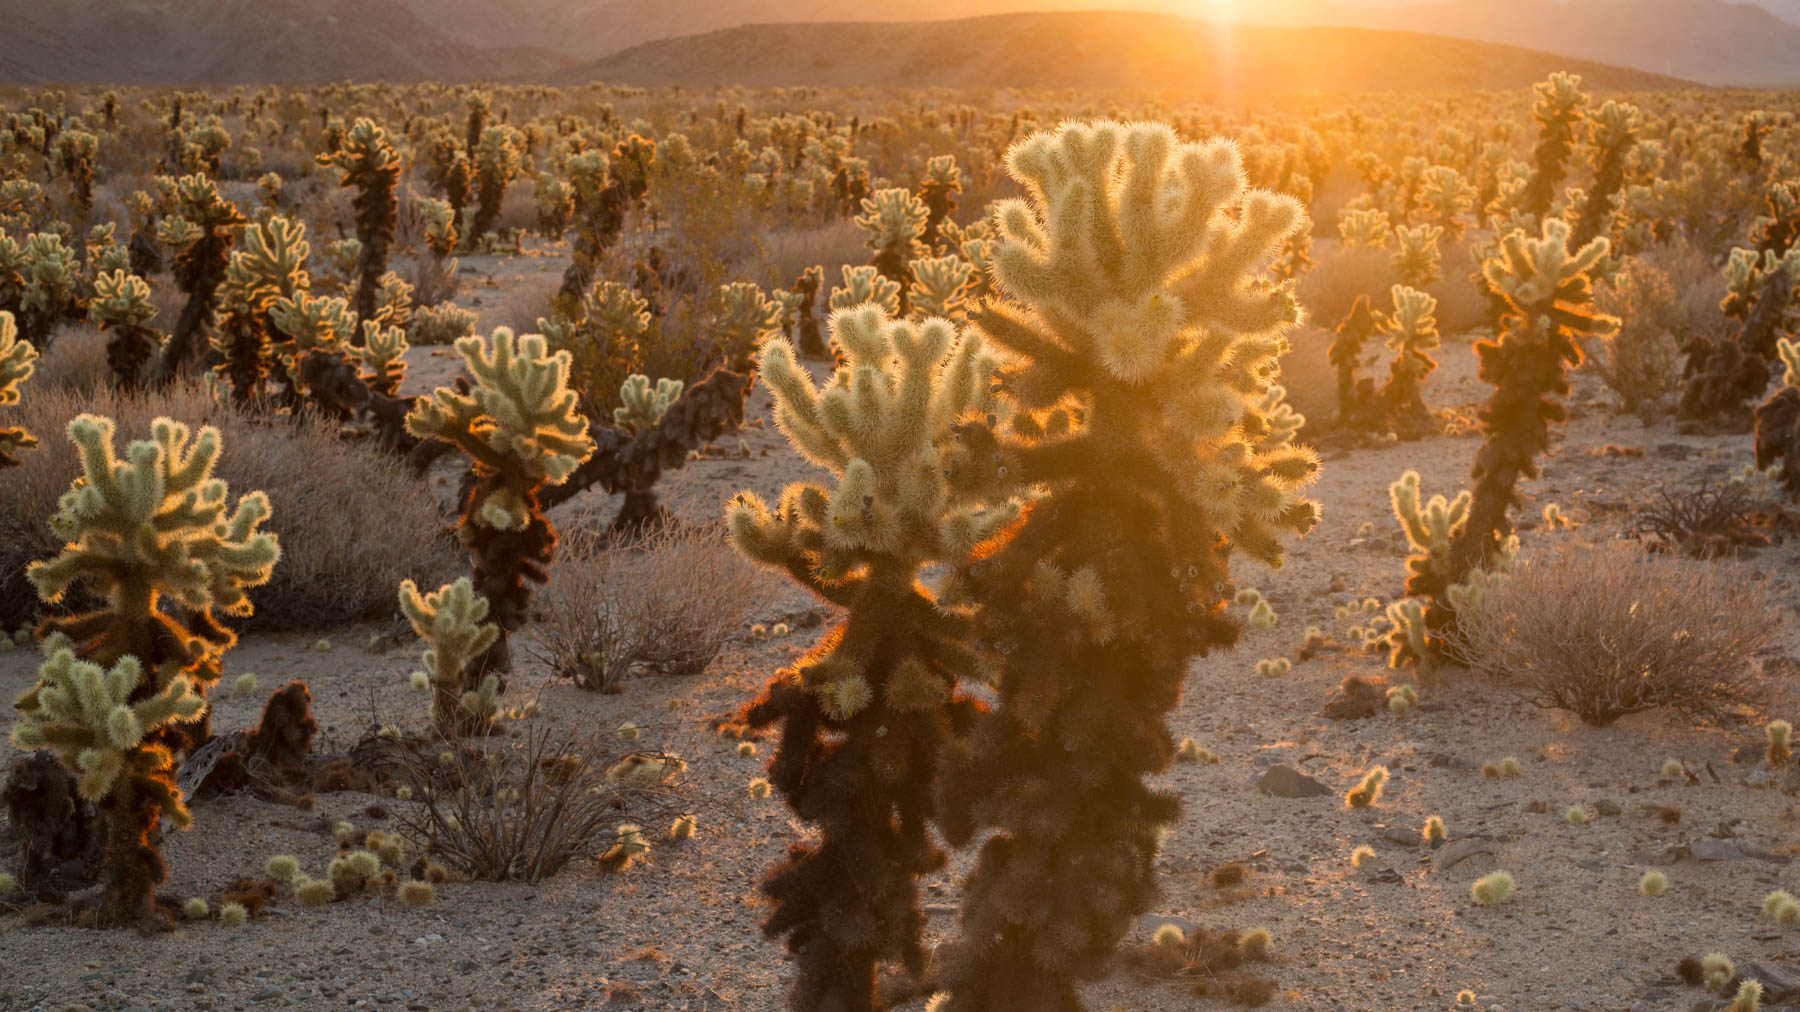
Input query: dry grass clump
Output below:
<box><xmin>1297</xmin><ymin>242</ymin><xmax>1396</xmax><ymax>332</ymax></box>
<box><xmin>391</xmin><ymin>725</ymin><xmax>680</xmax><ymax>883</ymax></box>
<box><xmin>533</xmin><ymin>522</ymin><xmax>772</xmax><ymax>692</ymax></box>
<box><xmin>1450</xmin><ymin>544</ymin><xmax>1776</xmax><ymax>727</ymax></box>
<box><xmin>1589</xmin><ymin>258</ymin><xmax>1687</xmax><ymax>417</ymax></box>
<box><xmin>0</xmin><ymin>380</ymin><xmax>456</xmax><ymax>631</ymax></box>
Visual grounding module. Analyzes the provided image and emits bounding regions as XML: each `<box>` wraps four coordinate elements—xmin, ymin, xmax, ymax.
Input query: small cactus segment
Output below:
<box><xmin>397</xmin><ymin>578</ymin><xmax>501</xmax><ymax>739</ymax></box>
<box><xmin>1470</xmin><ymin>870</ymin><xmax>1516</xmax><ymax>907</ymax></box>
<box><xmin>0</xmin><ymin>310</ymin><xmax>38</xmax><ymax>467</ymax></box>
<box><xmin>613</xmin><ymin>374</ymin><xmax>683</xmax><ymax>432</ymax></box>
<box><xmin>727</xmin><ymin>303</ymin><xmax>1015</xmax><ymax>1009</ymax></box>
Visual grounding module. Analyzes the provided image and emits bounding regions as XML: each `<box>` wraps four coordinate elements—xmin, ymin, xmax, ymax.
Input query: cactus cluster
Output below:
<box><xmin>0</xmin><ymin>309</ymin><xmax>38</xmax><ymax>467</ymax></box>
<box><xmin>15</xmin><ymin>414</ymin><xmax>277</xmax><ymax>925</ymax></box>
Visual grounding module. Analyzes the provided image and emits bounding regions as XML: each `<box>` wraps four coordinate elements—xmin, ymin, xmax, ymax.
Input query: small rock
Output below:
<box><xmin>1594</xmin><ymin>800</ymin><xmax>1621</xmax><ymax>817</ymax></box>
<box><xmin>1251</xmin><ymin>765</ymin><xmax>1332</xmax><ymax>799</ymax></box>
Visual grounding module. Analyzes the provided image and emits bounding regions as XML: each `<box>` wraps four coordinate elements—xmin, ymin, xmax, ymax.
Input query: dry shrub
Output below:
<box><xmin>1277</xmin><ymin>323</ymin><xmax>1336</xmax><ymax>433</ymax></box>
<box><xmin>1590</xmin><ymin>258</ymin><xmax>1692</xmax><ymax>417</ymax></box>
<box><xmin>390</xmin><ymin>725</ymin><xmax>678</xmax><ymax>883</ymax></box>
<box><xmin>1298</xmin><ymin>241</ymin><xmax>1396</xmax><ymax>331</ymax></box>
<box><xmin>758</xmin><ymin>218</ymin><xmax>868</xmax><ymax>288</ymax></box>
<box><xmin>532</xmin><ymin>522</ymin><xmax>771</xmax><ymax>692</ymax></box>
<box><xmin>0</xmin><ymin>382</ymin><xmax>456</xmax><ymax>631</ymax></box>
<box><xmin>470</xmin><ymin>268</ymin><xmax>561</xmax><ymax>336</ymax></box>
<box><xmin>1449</xmin><ymin>543</ymin><xmax>1777</xmax><ymax>727</ymax></box>
<box><xmin>27</xmin><ymin>324</ymin><xmax>110</xmax><ymax>396</ymax></box>
<box><xmin>1628</xmin><ymin>478</ymin><xmax>1774</xmax><ymax>558</ymax></box>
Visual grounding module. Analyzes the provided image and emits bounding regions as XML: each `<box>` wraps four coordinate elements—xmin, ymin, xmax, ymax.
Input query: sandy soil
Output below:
<box><xmin>2</xmin><ymin>331</ymin><xmax>1798</xmax><ymax>1012</ymax></box>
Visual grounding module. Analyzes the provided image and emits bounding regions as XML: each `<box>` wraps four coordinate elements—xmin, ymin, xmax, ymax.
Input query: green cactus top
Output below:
<box><xmin>1392</xmin><ymin>224</ymin><xmax>1444</xmax><ymax>288</ymax></box>
<box><xmin>0</xmin><ymin>309</ymin><xmax>37</xmax><ymax>406</ymax></box>
<box><xmin>613</xmin><ymin>374</ymin><xmax>683</xmax><ymax>432</ymax></box>
<box><xmin>13</xmin><ymin>647</ymin><xmax>203</xmax><ymax>813</ymax></box>
<box><xmin>397</xmin><ymin>577</ymin><xmax>500</xmax><ymax>726</ymax></box>
<box><xmin>224</xmin><ymin>216</ymin><xmax>310</xmax><ymax>312</ymax></box>
<box><xmin>1338</xmin><ymin>207</ymin><xmax>1392</xmax><ymax>249</ymax></box>
<box><xmin>907</xmin><ymin>254</ymin><xmax>975</xmax><ymax>321</ymax></box>
<box><xmin>828</xmin><ymin>265</ymin><xmax>901</xmax><ymax>317</ymax></box>
<box><xmin>1481</xmin><ymin>218</ymin><xmax>1618</xmax><ymax>341</ymax></box>
<box><xmin>730</xmin><ymin>304</ymin><xmax>1018</xmax><ymax>582</ymax></box>
<box><xmin>28</xmin><ymin>415</ymin><xmax>281</xmax><ymax>647</ymax></box>
<box><xmin>855</xmin><ymin>187</ymin><xmax>928</xmax><ymax>258</ymax></box>
<box><xmin>406</xmin><ymin>328</ymin><xmax>595</xmax><ymax>530</ymax></box>
<box><xmin>88</xmin><ymin>271</ymin><xmax>159</xmax><ymax>330</ymax></box>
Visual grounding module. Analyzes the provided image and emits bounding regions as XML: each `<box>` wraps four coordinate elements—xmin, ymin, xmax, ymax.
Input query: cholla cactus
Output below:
<box><xmin>855</xmin><ymin>187</ymin><xmax>928</xmax><ymax>300</ymax></box>
<box><xmin>784</xmin><ymin>265</ymin><xmax>826</xmax><ymax>358</ymax></box>
<box><xmin>17</xmin><ymin>232</ymin><xmax>79</xmax><ymax>349</ymax></box>
<box><xmin>1417</xmin><ymin>165</ymin><xmax>1475</xmax><ymax>237</ymax></box>
<box><xmin>933</xmin><ymin>122</ymin><xmax>1318</xmax><ymax>1010</ymax></box>
<box><xmin>1570</xmin><ymin>100</ymin><xmax>1638</xmax><ymax>248</ymax></box>
<box><xmin>0</xmin><ymin>310</ymin><xmax>38</xmax><ymax>467</ymax></box>
<box><xmin>214</xmin><ymin>215</ymin><xmax>309</xmax><ymax>402</ymax></box>
<box><xmin>354</xmin><ymin>321</ymin><xmax>408</xmax><ymax>397</ymax></box>
<box><xmin>417</xmin><ymin>196</ymin><xmax>459</xmax><ymax>260</ymax></box>
<box><xmin>397</xmin><ymin>578</ymin><xmax>500</xmax><ymax>738</ymax></box>
<box><xmin>1456</xmin><ymin>219</ymin><xmax>1615</xmax><ymax>576</ymax></box>
<box><xmin>22</xmin><ymin>414</ymin><xmax>277</xmax><ymax>925</ymax></box>
<box><xmin>406</xmin><ymin>329</ymin><xmax>594</xmax><ymax>693</ymax></box>
<box><xmin>1517</xmin><ymin>73</ymin><xmax>1588</xmax><ymax>222</ymax></box>
<box><xmin>155</xmin><ymin>175</ymin><xmax>247</xmax><ymax>382</ymax></box>
<box><xmin>1329</xmin><ymin>296</ymin><xmax>1382</xmax><ymax>432</ymax></box>
<box><xmin>828</xmin><ymin>264</ymin><xmax>902</xmax><ymax>317</ymax></box>
<box><xmin>1391</xmin><ymin>224</ymin><xmax>1443</xmax><ymax>287</ymax></box>
<box><xmin>1377</xmin><ymin>285</ymin><xmax>1441</xmax><ymax>435</ymax></box>
<box><xmin>317</xmin><ymin>119</ymin><xmax>400</xmax><ymax>331</ymax></box>
<box><xmin>1339</xmin><ymin>207</ymin><xmax>1392</xmax><ymax>249</ymax></box>
<box><xmin>1385</xmin><ymin>471</ymin><xmax>1469</xmax><ymax>667</ymax></box>
<box><xmin>916</xmin><ymin>154</ymin><xmax>962</xmax><ymax>250</ymax></box>
<box><xmin>541</xmin><ymin>280</ymin><xmax>651</xmax><ymax>414</ymax></box>
<box><xmin>907</xmin><ymin>253</ymin><xmax>974</xmax><ymax>322</ymax></box>
<box><xmin>727</xmin><ymin>305</ymin><xmax>1015</xmax><ymax>1008</ymax></box>
<box><xmin>466</xmin><ymin>125</ymin><xmax>523</xmax><ymax>248</ymax></box>
<box><xmin>55</xmin><ymin>129</ymin><xmax>97</xmax><ymax>220</ymax></box>
<box><xmin>532</xmin><ymin>172</ymin><xmax>574</xmax><ymax>238</ymax></box>
<box><xmin>711</xmin><ymin>281</ymin><xmax>781</xmax><ymax>371</ymax></box>
<box><xmin>1753</xmin><ymin>337</ymin><xmax>1800</xmax><ymax>498</ymax></box>
<box><xmin>1687</xmin><ymin>239</ymin><xmax>1800</xmax><ymax>420</ymax></box>
<box><xmin>612</xmin><ymin>374</ymin><xmax>682</xmax><ymax>432</ymax></box>
<box><xmin>88</xmin><ymin>270</ymin><xmax>161</xmax><ymax>391</ymax></box>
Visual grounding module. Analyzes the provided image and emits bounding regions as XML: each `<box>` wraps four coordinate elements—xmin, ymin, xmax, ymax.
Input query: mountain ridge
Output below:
<box><xmin>546</xmin><ymin>11</ymin><xmax>1696</xmax><ymax>93</ymax></box>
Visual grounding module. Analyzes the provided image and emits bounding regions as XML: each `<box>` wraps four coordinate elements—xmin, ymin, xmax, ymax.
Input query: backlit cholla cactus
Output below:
<box><xmin>316</xmin><ymin>119</ymin><xmax>400</xmax><ymax>331</ymax></box>
<box><xmin>1377</xmin><ymin>285</ymin><xmax>1442</xmax><ymax>437</ymax></box>
<box><xmin>907</xmin><ymin>253</ymin><xmax>975</xmax><ymax>322</ymax></box>
<box><xmin>1339</xmin><ymin>207</ymin><xmax>1392</xmax><ymax>249</ymax></box>
<box><xmin>0</xmin><ymin>310</ymin><xmax>38</xmax><ymax>467</ymax></box>
<box><xmin>88</xmin><ymin>270</ymin><xmax>161</xmax><ymax>391</ymax></box>
<box><xmin>214</xmin><ymin>215</ymin><xmax>309</xmax><ymax>402</ymax></box>
<box><xmin>1392</xmin><ymin>224</ymin><xmax>1443</xmax><ymax>287</ymax></box>
<box><xmin>1417</xmin><ymin>165</ymin><xmax>1476</xmax><ymax>238</ymax></box>
<box><xmin>1754</xmin><ymin>337</ymin><xmax>1800</xmax><ymax>498</ymax></box>
<box><xmin>541</xmin><ymin>279</ymin><xmax>652</xmax><ymax>415</ymax></box>
<box><xmin>728</xmin><ymin>305</ymin><xmax>1015</xmax><ymax>1010</ymax></box>
<box><xmin>711</xmin><ymin>281</ymin><xmax>781</xmax><ymax>372</ymax></box>
<box><xmin>354</xmin><ymin>320</ymin><xmax>409</xmax><ymax>398</ymax></box>
<box><xmin>612</xmin><ymin>374</ymin><xmax>682</xmax><ymax>432</ymax></box>
<box><xmin>827</xmin><ymin>264</ymin><xmax>901</xmax><ymax>317</ymax></box>
<box><xmin>855</xmin><ymin>187</ymin><xmax>929</xmax><ymax>303</ymax></box>
<box><xmin>397</xmin><ymin>578</ymin><xmax>500</xmax><ymax>738</ymax></box>
<box><xmin>21</xmin><ymin>414</ymin><xmax>277</xmax><ymax>925</ymax></box>
<box><xmin>1570</xmin><ymin>100</ymin><xmax>1639</xmax><ymax>249</ymax></box>
<box><xmin>155</xmin><ymin>175</ymin><xmax>247</xmax><ymax>381</ymax></box>
<box><xmin>932</xmin><ymin>122</ymin><xmax>1319</xmax><ymax>1010</ymax></box>
<box><xmin>55</xmin><ymin>129</ymin><xmax>97</xmax><ymax>220</ymax></box>
<box><xmin>466</xmin><ymin>125</ymin><xmax>523</xmax><ymax>248</ymax></box>
<box><xmin>16</xmin><ymin>232</ymin><xmax>80</xmax><ymax>349</ymax></box>
<box><xmin>916</xmin><ymin>154</ymin><xmax>962</xmax><ymax>250</ymax></box>
<box><xmin>1456</xmin><ymin>219</ymin><xmax>1614</xmax><ymax>575</ymax></box>
<box><xmin>1384</xmin><ymin>471</ymin><xmax>1476</xmax><ymax>668</ymax></box>
<box><xmin>1516</xmin><ymin>73</ymin><xmax>1588</xmax><ymax>223</ymax></box>
<box><xmin>1684</xmin><ymin>243</ymin><xmax>1800</xmax><ymax>420</ymax></box>
<box><xmin>406</xmin><ymin>329</ymin><xmax>594</xmax><ymax>722</ymax></box>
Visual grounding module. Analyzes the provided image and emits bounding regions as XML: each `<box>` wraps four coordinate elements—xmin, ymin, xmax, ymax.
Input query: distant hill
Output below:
<box><xmin>548</xmin><ymin>11</ymin><xmax>1694</xmax><ymax>93</ymax></box>
<box><xmin>405</xmin><ymin>0</ymin><xmax>1800</xmax><ymax>86</ymax></box>
<box><xmin>0</xmin><ymin>0</ymin><xmax>571</xmax><ymax>85</ymax></box>
<box><xmin>1300</xmin><ymin>0</ymin><xmax>1800</xmax><ymax>87</ymax></box>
